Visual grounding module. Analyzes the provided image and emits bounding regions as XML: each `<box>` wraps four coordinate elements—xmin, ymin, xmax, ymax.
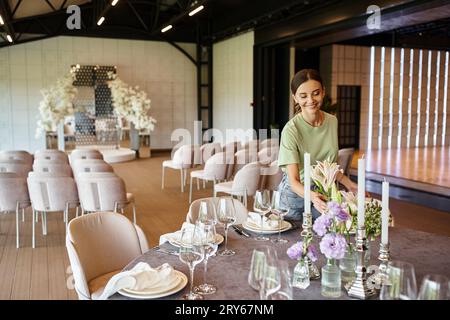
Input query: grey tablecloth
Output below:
<box><xmin>110</xmin><ymin>224</ymin><xmax>450</xmax><ymax>300</ymax></box>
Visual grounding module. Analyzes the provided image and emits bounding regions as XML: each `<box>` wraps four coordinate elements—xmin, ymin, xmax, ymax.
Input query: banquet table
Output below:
<box><xmin>110</xmin><ymin>223</ymin><xmax>450</xmax><ymax>300</ymax></box>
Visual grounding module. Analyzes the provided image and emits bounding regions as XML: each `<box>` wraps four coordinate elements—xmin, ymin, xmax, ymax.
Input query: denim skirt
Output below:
<box><xmin>277</xmin><ymin>173</ymin><xmax>321</xmax><ymax>222</ymax></box>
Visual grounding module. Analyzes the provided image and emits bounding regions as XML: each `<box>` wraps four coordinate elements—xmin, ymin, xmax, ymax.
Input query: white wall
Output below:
<box><xmin>0</xmin><ymin>36</ymin><xmax>197</xmax><ymax>151</ymax></box>
<box><xmin>213</xmin><ymin>31</ymin><xmax>254</xmax><ymax>144</ymax></box>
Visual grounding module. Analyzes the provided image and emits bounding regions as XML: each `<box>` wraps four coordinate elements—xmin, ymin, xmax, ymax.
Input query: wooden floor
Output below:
<box><xmin>351</xmin><ymin>146</ymin><xmax>450</xmax><ymax>190</ymax></box>
<box><xmin>1</xmin><ymin>152</ymin><xmax>450</xmax><ymax>300</ymax></box>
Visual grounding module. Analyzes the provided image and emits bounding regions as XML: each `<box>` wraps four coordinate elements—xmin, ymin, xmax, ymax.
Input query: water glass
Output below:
<box><xmin>179</xmin><ymin>225</ymin><xmax>205</xmax><ymax>300</ymax></box>
<box><xmin>418</xmin><ymin>274</ymin><xmax>449</xmax><ymax>300</ymax></box>
<box><xmin>217</xmin><ymin>197</ymin><xmax>237</xmax><ymax>256</ymax></box>
<box><xmin>258</xmin><ymin>246</ymin><xmax>279</xmax><ymax>300</ymax></box>
<box><xmin>248</xmin><ymin>249</ymin><xmax>267</xmax><ymax>290</ymax></box>
<box><xmin>264</xmin><ymin>261</ymin><xmax>293</xmax><ymax>300</ymax></box>
<box><xmin>270</xmin><ymin>191</ymin><xmax>289</xmax><ymax>244</ymax></box>
<box><xmin>193</xmin><ymin>222</ymin><xmax>219</xmax><ymax>295</ymax></box>
<box><xmin>379</xmin><ymin>260</ymin><xmax>417</xmax><ymax>300</ymax></box>
<box><xmin>253</xmin><ymin>190</ymin><xmax>271</xmax><ymax>241</ymax></box>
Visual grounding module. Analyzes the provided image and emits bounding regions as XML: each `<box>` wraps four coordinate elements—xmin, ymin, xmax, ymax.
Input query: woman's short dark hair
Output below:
<box><xmin>291</xmin><ymin>69</ymin><xmax>324</xmax><ymax>115</ymax></box>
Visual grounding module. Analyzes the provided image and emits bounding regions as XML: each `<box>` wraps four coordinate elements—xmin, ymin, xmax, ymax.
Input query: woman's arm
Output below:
<box><xmin>336</xmin><ymin>172</ymin><xmax>358</xmax><ymax>193</ymax></box>
<box><xmin>286</xmin><ymin>163</ymin><xmax>328</xmax><ymax>213</ymax></box>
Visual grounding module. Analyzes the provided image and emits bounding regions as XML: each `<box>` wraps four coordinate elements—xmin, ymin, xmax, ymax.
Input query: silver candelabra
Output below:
<box><xmin>301</xmin><ymin>211</ymin><xmax>320</xmax><ymax>279</ymax></box>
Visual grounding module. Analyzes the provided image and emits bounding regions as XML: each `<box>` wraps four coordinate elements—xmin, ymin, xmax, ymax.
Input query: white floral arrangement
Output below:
<box><xmin>107</xmin><ymin>72</ymin><xmax>157</xmax><ymax>131</ymax></box>
<box><xmin>35</xmin><ymin>73</ymin><xmax>78</xmax><ymax>138</ymax></box>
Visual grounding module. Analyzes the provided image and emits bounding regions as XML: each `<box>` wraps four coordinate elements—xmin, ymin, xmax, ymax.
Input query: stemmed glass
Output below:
<box><xmin>179</xmin><ymin>225</ymin><xmax>205</xmax><ymax>300</ymax></box>
<box><xmin>380</xmin><ymin>260</ymin><xmax>417</xmax><ymax>300</ymax></box>
<box><xmin>264</xmin><ymin>261</ymin><xmax>293</xmax><ymax>300</ymax></box>
<box><xmin>270</xmin><ymin>191</ymin><xmax>289</xmax><ymax>244</ymax></box>
<box><xmin>217</xmin><ymin>197</ymin><xmax>237</xmax><ymax>256</ymax></box>
<box><xmin>197</xmin><ymin>200</ymin><xmax>218</xmax><ymax>224</ymax></box>
<box><xmin>253</xmin><ymin>190</ymin><xmax>271</xmax><ymax>241</ymax></box>
<box><xmin>258</xmin><ymin>245</ymin><xmax>280</xmax><ymax>300</ymax></box>
<box><xmin>193</xmin><ymin>221</ymin><xmax>219</xmax><ymax>295</ymax></box>
<box><xmin>418</xmin><ymin>274</ymin><xmax>449</xmax><ymax>300</ymax></box>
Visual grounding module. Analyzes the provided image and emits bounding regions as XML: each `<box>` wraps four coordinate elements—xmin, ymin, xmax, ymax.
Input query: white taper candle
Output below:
<box><xmin>304</xmin><ymin>152</ymin><xmax>311</xmax><ymax>214</ymax></box>
<box><xmin>382</xmin><ymin>180</ymin><xmax>390</xmax><ymax>244</ymax></box>
<box><xmin>357</xmin><ymin>158</ymin><xmax>365</xmax><ymax>228</ymax></box>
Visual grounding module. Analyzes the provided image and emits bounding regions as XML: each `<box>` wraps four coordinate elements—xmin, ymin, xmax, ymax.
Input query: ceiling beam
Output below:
<box><xmin>44</xmin><ymin>0</ymin><xmax>57</xmax><ymax>11</ymax></box>
<box><xmin>126</xmin><ymin>0</ymin><xmax>149</xmax><ymax>31</ymax></box>
<box><xmin>0</xmin><ymin>0</ymin><xmax>16</xmax><ymax>42</ymax></box>
<box><xmin>11</xmin><ymin>0</ymin><xmax>23</xmax><ymax>17</ymax></box>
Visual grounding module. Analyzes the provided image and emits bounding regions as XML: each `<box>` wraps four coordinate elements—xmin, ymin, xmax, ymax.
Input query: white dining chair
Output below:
<box><xmin>0</xmin><ymin>150</ymin><xmax>33</xmax><ymax>166</ymax></box>
<box><xmin>200</xmin><ymin>142</ymin><xmax>222</xmax><ymax>165</ymax></box>
<box><xmin>33</xmin><ymin>161</ymin><xmax>73</xmax><ymax>177</ymax></box>
<box><xmin>0</xmin><ymin>161</ymin><xmax>32</xmax><ymax>177</ymax></box>
<box><xmin>214</xmin><ymin>161</ymin><xmax>261</xmax><ymax>207</ymax></box>
<box><xmin>27</xmin><ymin>174</ymin><xmax>79</xmax><ymax>248</ymax></box>
<box><xmin>258</xmin><ymin>146</ymin><xmax>279</xmax><ymax>166</ymax></box>
<box><xmin>338</xmin><ymin>148</ymin><xmax>355</xmax><ymax>176</ymax></box>
<box><xmin>260</xmin><ymin>160</ymin><xmax>283</xmax><ymax>191</ymax></box>
<box><xmin>66</xmin><ymin>212</ymin><xmax>148</xmax><ymax>300</ymax></box>
<box><xmin>161</xmin><ymin>144</ymin><xmax>201</xmax><ymax>192</ymax></box>
<box><xmin>259</xmin><ymin>138</ymin><xmax>279</xmax><ymax>150</ymax></box>
<box><xmin>186</xmin><ymin>197</ymin><xmax>248</xmax><ymax>225</ymax></box>
<box><xmin>34</xmin><ymin>151</ymin><xmax>69</xmax><ymax>163</ymax></box>
<box><xmin>0</xmin><ymin>173</ymin><xmax>31</xmax><ymax>248</ymax></box>
<box><xmin>188</xmin><ymin>152</ymin><xmax>229</xmax><ymax>203</ymax></box>
<box><xmin>70</xmin><ymin>149</ymin><xmax>104</xmax><ymax>164</ymax></box>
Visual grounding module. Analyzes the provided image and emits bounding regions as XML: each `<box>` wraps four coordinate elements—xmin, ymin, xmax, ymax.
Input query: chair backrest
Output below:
<box><xmin>0</xmin><ymin>173</ymin><xmax>30</xmax><ymax>211</ymax></box>
<box><xmin>76</xmin><ymin>175</ymin><xmax>127</xmax><ymax>212</ymax></box>
<box><xmin>34</xmin><ymin>151</ymin><xmax>69</xmax><ymax>163</ymax></box>
<box><xmin>338</xmin><ymin>148</ymin><xmax>355</xmax><ymax>176</ymax></box>
<box><xmin>259</xmin><ymin>160</ymin><xmax>283</xmax><ymax>191</ymax></box>
<box><xmin>258</xmin><ymin>147</ymin><xmax>279</xmax><ymax>165</ymax></box>
<box><xmin>202</xmin><ymin>152</ymin><xmax>229</xmax><ymax>181</ymax></box>
<box><xmin>233</xmin><ymin>148</ymin><xmax>259</xmax><ymax>176</ymax></box>
<box><xmin>222</xmin><ymin>141</ymin><xmax>242</xmax><ymax>159</ymax></box>
<box><xmin>0</xmin><ymin>150</ymin><xmax>33</xmax><ymax>165</ymax></box>
<box><xmin>66</xmin><ymin>212</ymin><xmax>147</xmax><ymax>299</ymax></box>
<box><xmin>27</xmin><ymin>175</ymin><xmax>79</xmax><ymax>212</ymax></box>
<box><xmin>200</xmin><ymin>142</ymin><xmax>222</xmax><ymax>165</ymax></box>
<box><xmin>172</xmin><ymin>144</ymin><xmax>201</xmax><ymax>168</ymax></box>
<box><xmin>0</xmin><ymin>161</ymin><xmax>31</xmax><ymax>177</ymax></box>
<box><xmin>242</xmin><ymin>139</ymin><xmax>259</xmax><ymax>151</ymax></box>
<box><xmin>232</xmin><ymin>162</ymin><xmax>261</xmax><ymax>197</ymax></box>
<box><xmin>72</xmin><ymin>162</ymin><xmax>114</xmax><ymax>180</ymax></box>
<box><xmin>186</xmin><ymin>197</ymin><xmax>248</xmax><ymax>225</ymax></box>
<box><xmin>259</xmin><ymin>138</ymin><xmax>279</xmax><ymax>150</ymax></box>
<box><xmin>70</xmin><ymin>149</ymin><xmax>104</xmax><ymax>163</ymax></box>
<box><xmin>33</xmin><ymin>161</ymin><xmax>73</xmax><ymax>177</ymax></box>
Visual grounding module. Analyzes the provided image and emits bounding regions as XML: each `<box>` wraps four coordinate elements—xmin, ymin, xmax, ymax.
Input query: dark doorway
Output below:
<box><xmin>295</xmin><ymin>47</ymin><xmax>320</xmax><ymax>72</ymax></box>
<box><xmin>336</xmin><ymin>85</ymin><xmax>360</xmax><ymax>149</ymax></box>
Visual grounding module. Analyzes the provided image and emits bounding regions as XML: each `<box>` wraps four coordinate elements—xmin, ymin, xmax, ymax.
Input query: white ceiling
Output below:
<box><xmin>9</xmin><ymin>0</ymin><xmax>91</xmax><ymax>19</ymax></box>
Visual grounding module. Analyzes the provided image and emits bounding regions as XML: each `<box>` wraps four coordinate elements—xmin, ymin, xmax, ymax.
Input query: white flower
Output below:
<box><xmin>311</xmin><ymin>159</ymin><xmax>343</xmax><ymax>195</ymax></box>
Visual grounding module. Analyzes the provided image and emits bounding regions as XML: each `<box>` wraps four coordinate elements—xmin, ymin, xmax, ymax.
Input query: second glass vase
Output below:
<box><xmin>321</xmin><ymin>258</ymin><xmax>341</xmax><ymax>298</ymax></box>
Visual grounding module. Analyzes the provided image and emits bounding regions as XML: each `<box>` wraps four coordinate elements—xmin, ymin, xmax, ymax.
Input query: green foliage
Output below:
<box><xmin>321</xmin><ymin>95</ymin><xmax>339</xmax><ymax>115</ymax></box>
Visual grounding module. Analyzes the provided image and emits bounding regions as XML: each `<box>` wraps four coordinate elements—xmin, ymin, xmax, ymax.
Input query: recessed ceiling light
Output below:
<box><xmin>6</xmin><ymin>34</ymin><xmax>13</xmax><ymax>43</ymax></box>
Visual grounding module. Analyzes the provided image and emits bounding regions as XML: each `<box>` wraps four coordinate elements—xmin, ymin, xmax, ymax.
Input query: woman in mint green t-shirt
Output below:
<box><xmin>278</xmin><ymin>69</ymin><xmax>358</xmax><ymax>221</ymax></box>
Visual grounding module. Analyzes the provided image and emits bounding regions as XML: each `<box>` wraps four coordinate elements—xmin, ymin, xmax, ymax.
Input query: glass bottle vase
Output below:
<box><xmin>340</xmin><ymin>245</ymin><xmax>356</xmax><ymax>283</ymax></box>
<box><xmin>321</xmin><ymin>258</ymin><xmax>341</xmax><ymax>298</ymax></box>
<box><xmin>292</xmin><ymin>258</ymin><xmax>310</xmax><ymax>289</ymax></box>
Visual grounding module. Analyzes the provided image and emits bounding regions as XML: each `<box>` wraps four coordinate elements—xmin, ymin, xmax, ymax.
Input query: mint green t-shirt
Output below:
<box><xmin>278</xmin><ymin>112</ymin><xmax>338</xmax><ymax>183</ymax></box>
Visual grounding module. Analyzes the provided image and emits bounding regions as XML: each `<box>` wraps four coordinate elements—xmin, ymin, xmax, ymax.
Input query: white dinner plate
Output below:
<box><xmin>167</xmin><ymin>233</ymin><xmax>224</xmax><ymax>247</ymax></box>
<box><xmin>121</xmin><ymin>272</ymin><xmax>180</xmax><ymax>295</ymax></box>
<box><xmin>118</xmin><ymin>270</ymin><xmax>188</xmax><ymax>299</ymax></box>
<box><xmin>242</xmin><ymin>220</ymin><xmax>292</xmax><ymax>234</ymax></box>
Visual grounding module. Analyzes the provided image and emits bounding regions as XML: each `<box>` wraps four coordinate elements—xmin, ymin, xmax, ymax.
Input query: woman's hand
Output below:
<box><xmin>311</xmin><ymin>191</ymin><xmax>328</xmax><ymax>214</ymax></box>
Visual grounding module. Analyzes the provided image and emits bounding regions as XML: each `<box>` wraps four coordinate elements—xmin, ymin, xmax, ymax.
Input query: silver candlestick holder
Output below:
<box><xmin>346</xmin><ymin>226</ymin><xmax>376</xmax><ymax>299</ymax></box>
<box><xmin>301</xmin><ymin>211</ymin><xmax>320</xmax><ymax>280</ymax></box>
<box><xmin>372</xmin><ymin>242</ymin><xmax>390</xmax><ymax>287</ymax></box>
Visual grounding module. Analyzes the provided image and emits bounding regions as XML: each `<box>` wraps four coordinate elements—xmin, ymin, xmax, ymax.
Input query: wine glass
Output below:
<box><xmin>264</xmin><ymin>261</ymin><xmax>293</xmax><ymax>300</ymax></box>
<box><xmin>418</xmin><ymin>274</ymin><xmax>449</xmax><ymax>300</ymax></box>
<box><xmin>179</xmin><ymin>225</ymin><xmax>205</xmax><ymax>300</ymax></box>
<box><xmin>197</xmin><ymin>200</ymin><xmax>218</xmax><ymax>225</ymax></box>
<box><xmin>258</xmin><ymin>245</ymin><xmax>280</xmax><ymax>300</ymax></box>
<box><xmin>270</xmin><ymin>191</ymin><xmax>289</xmax><ymax>244</ymax></box>
<box><xmin>217</xmin><ymin>197</ymin><xmax>237</xmax><ymax>256</ymax></box>
<box><xmin>380</xmin><ymin>260</ymin><xmax>417</xmax><ymax>300</ymax></box>
<box><xmin>193</xmin><ymin>221</ymin><xmax>219</xmax><ymax>295</ymax></box>
<box><xmin>253</xmin><ymin>190</ymin><xmax>271</xmax><ymax>241</ymax></box>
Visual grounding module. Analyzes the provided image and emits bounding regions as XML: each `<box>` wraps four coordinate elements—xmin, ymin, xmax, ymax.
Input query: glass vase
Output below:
<box><xmin>364</xmin><ymin>239</ymin><xmax>372</xmax><ymax>263</ymax></box>
<box><xmin>292</xmin><ymin>258</ymin><xmax>310</xmax><ymax>289</ymax></box>
<box><xmin>321</xmin><ymin>258</ymin><xmax>341</xmax><ymax>298</ymax></box>
<box><xmin>339</xmin><ymin>245</ymin><xmax>356</xmax><ymax>284</ymax></box>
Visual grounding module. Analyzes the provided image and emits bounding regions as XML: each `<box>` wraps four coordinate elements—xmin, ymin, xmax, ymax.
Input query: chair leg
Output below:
<box><xmin>180</xmin><ymin>169</ymin><xmax>184</xmax><ymax>192</ymax></box>
<box><xmin>196</xmin><ymin>178</ymin><xmax>200</xmax><ymax>190</ymax></box>
<box><xmin>81</xmin><ymin>207</ymin><xmax>85</xmax><ymax>216</ymax></box>
<box><xmin>36</xmin><ymin>211</ymin><xmax>39</xmax><ymax>222</ymax></box>
<box><xmin>132</xmin><ymin>204</ymin><xmax>137</xmax><ymax>225</ymax></box>
<box><xmin>203</xmin><ymin>179</ymin><xmax>206</xmax><ymax>189</ymax></box>
<box><xmin>22</xmin><ymin>208</ymin><xmax>25</xmax><ymax>222</ymax></box>
<box><xmin>161</xmin><ymin>166</ymin><xmax>165</xmax><ymax>189</ymax></box>
<box><xmin>76</xmin><ymin>206</ymin><xmax>79</xmax><ymax>218</ymax></box>
<box><xmin>32</xmin><ymin>209</ymin><xmax>35</xmax><ymax>249</ymax></box>
<box><xmin>189</xmin><ymin>175</ymin><xmax>193</xmax><ymax>203</ymax></box>
<box><xmin>16</xmin><ymin>207</ymin><xmax>20</xmax><ymax>249</ymax></box>
<box><xmin>65</xmin><ymin>209</ymin><xmax>68</xmax><ymax>231</ymax></box>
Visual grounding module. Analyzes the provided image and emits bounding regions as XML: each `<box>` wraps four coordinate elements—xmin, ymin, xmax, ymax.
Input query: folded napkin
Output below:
<box><xmin>247</xmin><ymin>212</ymin><xmax>280</xmax><ymax>229</ymax></box>
<box><xmin>159</xmin><ymin>222</ymin><xmax>196</xmax><ymax>245</ymax></box>
<box><xmin>98</xmin><ymin>262</ymin><xmax>176</xmax><ymax>300</ymax></box>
